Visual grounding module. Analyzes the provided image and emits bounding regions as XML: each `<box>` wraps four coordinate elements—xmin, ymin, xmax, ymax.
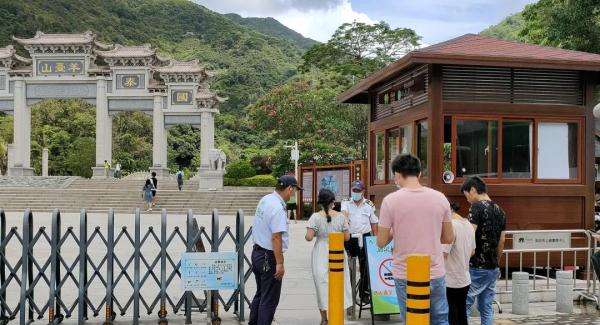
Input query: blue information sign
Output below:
<box><xmin>364</xmin><ymin>236</ymin><xmax>400</xmax><ymax>315</ymax></box>
<box><xmin>181</xmin><ymin>252</ymin><xmax>238</xmax><ymax>291</ymax></box>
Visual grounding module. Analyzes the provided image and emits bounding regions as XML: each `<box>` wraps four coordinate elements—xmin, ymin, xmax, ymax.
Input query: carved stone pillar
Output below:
<box><xmin>8</xmin><ymin>78</ymin><xmax>34</xmax><ymax>176</ymax></box>
<box><xmin>92</xmin><ymin>77</ymin><xmax>113</xmax><ymax>178</ymax></box>
<box><xmin>150</xmin><ymin>94</ymin><xmax>170</xmax><ymax>178</ymax></box>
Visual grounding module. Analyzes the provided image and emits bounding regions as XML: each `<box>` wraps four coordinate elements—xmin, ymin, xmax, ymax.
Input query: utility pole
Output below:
<box><xmin>285</xmin><ymin>140</ymin><xmax>300</xmax><ymax>221</ymax></box>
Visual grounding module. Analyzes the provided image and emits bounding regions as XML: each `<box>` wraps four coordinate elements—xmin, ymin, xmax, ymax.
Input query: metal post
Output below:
<box><xmin>328</xmin><ymin>233</ymin><xmax>345</xmax><ymax>325</ymax></box>
<box><xmin>406</xmin><ymin>254</ymin><xmax>431</xmax><ymax>325</ymax></box>
<box><xmin>0</xmin><ymin>209</ymin><xmax>5</xmax><ymax>321</ymax></box>
<box><xmin>236</xmin><ymin>209</ymin><xmax>245</xmax><ymax>321</ymax></box>
<box><xmin>209</xmin><ymin>209</ymin><xmax>220</xmax><ymax>324</ymax></box>
<box><xmin>158</xmin><ymin>209</ymin><xmax>168</xmax><ymax>324</ymax></box>
<box><xmin>185</xmin><ymin>209</ymin><xmax>193</xmax><ymax>325</ymax></box>
<box><xmin>78</xmin><ymin>209</ymin><xmax>88</xmax><ymax>324</ymax></box>
<box><xmin>19</xmin><ymin>209</ymin><xmax>33</xmax><ymax>325</ymax></box>
<box><xmin>49</xmin><ymin>209</ymin><xmax>61</xmax><ymax>324</ymax></box>
<box><xmin>104</xmin><ymin>209</ymin><xmax>115</xmax><ymax>325</ymax></box>
<box><xmin>133</xmin><ymin>209</ymin><xmax>141</xmax><ymax>325</ymax></box>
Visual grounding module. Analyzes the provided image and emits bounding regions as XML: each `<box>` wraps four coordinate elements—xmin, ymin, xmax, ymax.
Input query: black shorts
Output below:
<box><xmin>286</xmin><ymin>203</ymin><xmax>297</xmax><ymax>211</ymax></box>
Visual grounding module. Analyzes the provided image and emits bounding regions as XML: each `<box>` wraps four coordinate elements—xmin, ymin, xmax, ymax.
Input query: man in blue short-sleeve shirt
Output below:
<box><xmin>249</xmin><ymin>175</ymin><xmax>301</xmax><ymax>325</ymax></box>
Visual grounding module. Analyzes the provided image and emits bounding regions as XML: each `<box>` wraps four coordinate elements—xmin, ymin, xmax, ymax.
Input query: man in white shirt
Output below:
<box><xmin>341</xmin><ymin>180</ymin><xmax>378</xmax><ymax>301</ymax></box>
<box><xmin>249</xmin><ymin>175</ymin><xmax>301</xmax><ymax>325</ymax></box>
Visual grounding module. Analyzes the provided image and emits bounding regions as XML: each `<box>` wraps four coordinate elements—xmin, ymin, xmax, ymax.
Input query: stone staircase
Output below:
<box><xmin>0</xmin><ymin>177</ymin><xmax>272</xmax><ymax>215</ymax></box>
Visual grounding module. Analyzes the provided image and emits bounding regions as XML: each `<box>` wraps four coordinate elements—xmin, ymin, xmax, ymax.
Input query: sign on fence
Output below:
<box><xmin>513</xmin><ymin>232</ymin><xmax>571</xmax><ymax>250</ymax></box>
<box><xmin>181</xmin><ymin>252</ymin><xmax>238</xmax><ymax>291</ymax></box>
<box><xmin>364</xmin><ymin>236</ymin><xmax>399</xmax><ymax>316</ymax></box>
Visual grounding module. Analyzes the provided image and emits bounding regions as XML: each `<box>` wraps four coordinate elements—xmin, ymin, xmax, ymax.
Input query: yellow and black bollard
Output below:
<box><xmin>406</xmin><ymin>254</ymin><xmax>431</xmax><ymax>325</ymax></box>
<box><xmin>328</xmin><ymin>232</ymin><xmax>345</xmax><ymax>325</ymax></box>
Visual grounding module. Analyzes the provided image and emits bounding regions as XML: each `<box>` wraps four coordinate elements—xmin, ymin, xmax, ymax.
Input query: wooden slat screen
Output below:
<box><xmin>373</xmin><ymin>64</ymin><xmax>428</xmax><ymax>121</ymax></box>
<box><xmin>442</xmin><ymin>65</ymin><xmax>583</xmax><ymax>106</ymax></box>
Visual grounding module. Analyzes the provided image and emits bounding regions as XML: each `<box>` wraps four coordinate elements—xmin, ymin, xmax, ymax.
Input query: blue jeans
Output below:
<box><xmin>466</xmin><ymin>268</ymin><xmax>499</xmax><ymax>325</ymax></box>
<box><xmin>394</xmin><ymin>277</ymin><xmax>449</xmax><ymax>325</ymax></box>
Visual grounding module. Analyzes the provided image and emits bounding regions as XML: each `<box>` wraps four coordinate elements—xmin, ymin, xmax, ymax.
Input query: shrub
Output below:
<box><xmin>225</xmin><ymin>160</ymin><xmax>256</xmax><ymax>180</ymax></box>
<box><xmin>224</xmin><ymin>177</ymin><xmax>241</xmax><ymax>186</ymax></box>
<box><xmin>239</xmin><ymin>174</ymin><xmax>277</xmax><ymax>187</ymax></box>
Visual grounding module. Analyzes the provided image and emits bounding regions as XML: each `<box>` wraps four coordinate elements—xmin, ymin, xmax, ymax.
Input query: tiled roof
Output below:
<box><xmin>13</xmin><ymin>31</ymin><xmax>95</xmax><ymax>45</ymax></box>
<box><xmin>96</xmin><ymin>44</ymin><xmax>155</xmax><ymax>58</ymax></box>
<box><xmin>0</xmin><ymin>45</ymin><xmax>15</xmax><ymax>59</ymax></box>
<box><xmin>415</xmin><ymin>33</ymin><xmax>600</xmax><ymax>64</ymax></box>
<box><xmin>0</xmin><ymin>45</ymin><xmax>31</xmax><ymax>65</ymax></box>
<box><xmin>155</xmin><ymin>59</ymin><xmax>205</xmax><ymax>74</ymax></box>
<box><xmin>339</xmin><ymin>34</ymin><xmax>600</xmax><ymax>103</ymax></box>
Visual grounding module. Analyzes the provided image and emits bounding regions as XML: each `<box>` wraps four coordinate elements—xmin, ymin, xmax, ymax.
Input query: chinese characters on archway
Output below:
<box><xmin>37</xmin><ymin>60</ymin><xmax>84</xmax><ymax>75</ymax></box>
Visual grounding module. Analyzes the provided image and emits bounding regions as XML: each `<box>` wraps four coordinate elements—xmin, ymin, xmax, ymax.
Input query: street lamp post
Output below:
<box><xmin>285</xmin><ymin>140</ymin><xmax>300</xmax><ymax>221</ymax></box>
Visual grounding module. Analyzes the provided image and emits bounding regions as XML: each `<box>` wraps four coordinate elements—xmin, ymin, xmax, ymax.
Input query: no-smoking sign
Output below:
<box><xmin>378</xmin><ymin>258</ymin><xmax>395</xmax><ymax>287</ymax></box>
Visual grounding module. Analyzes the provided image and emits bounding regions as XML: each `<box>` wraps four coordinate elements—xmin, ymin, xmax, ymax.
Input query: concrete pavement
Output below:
<box><xmin>2</xmin><ymin>211</ymin><xmax>599</xmax><ymax>324</ymax></box>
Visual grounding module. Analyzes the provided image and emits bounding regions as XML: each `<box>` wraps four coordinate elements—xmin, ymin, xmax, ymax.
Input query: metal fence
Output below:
<box><xmin>498</xmin><ymin>229</ymin><xmax>599</xmax><ymax>307</ymax></box>
<box><xmin>0</xmin><ymin>207</ymin><xmax>254</xmax><ymax>325</ymax></box>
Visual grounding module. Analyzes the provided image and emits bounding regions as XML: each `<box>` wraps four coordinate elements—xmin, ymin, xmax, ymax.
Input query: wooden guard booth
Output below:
<box><xmin>338</xmin><ymin>34</ymin><xmax>600</xmax><ymax>231</ymax></box>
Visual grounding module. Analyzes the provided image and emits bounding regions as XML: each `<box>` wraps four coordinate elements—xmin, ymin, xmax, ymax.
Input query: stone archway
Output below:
<box><xmin>0</xmin><ymin>31</ymin><xmax>226</xmax><ymax>189</ymax></box>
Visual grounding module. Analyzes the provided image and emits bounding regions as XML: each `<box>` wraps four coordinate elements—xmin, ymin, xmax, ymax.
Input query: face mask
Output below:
<box><xmin>351</xmin><ymin>192</ymin><xmax>363</xmax><ymax>201</ymax></box>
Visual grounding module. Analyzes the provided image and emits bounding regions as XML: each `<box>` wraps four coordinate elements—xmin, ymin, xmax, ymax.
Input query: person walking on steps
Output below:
<box><xmin>176</xmin><ymin>168</ymin><xmax>184</xmax><ymax>191</ymax></box>
<box><xmin>249</xmin><ymin>175</ymin><xmax>301</xmax><ymax>325</ymax></box>
<box><xmin>150</xmin><ymin>172</ymin><xmax>159</xmax><ymax>208</ymax></box>
<box><xmin>142</xmin><ymin>179</ymin><xmax>155</xmax><ymax>212</ymax></box>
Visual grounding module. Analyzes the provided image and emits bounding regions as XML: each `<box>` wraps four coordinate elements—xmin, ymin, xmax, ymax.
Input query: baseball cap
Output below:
<box><xmin>351</xmin><ymin>180</ymin><xmax>365</xmax><ymax>191</ymax></box>
<box><xmin>277</xmin><ymin>175</ymin><xmax>303</xmax><ymax>190</ymax></box>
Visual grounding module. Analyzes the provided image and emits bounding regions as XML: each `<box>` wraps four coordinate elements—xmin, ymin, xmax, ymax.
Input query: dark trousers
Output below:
<box><xmin>345</xmin><ymin>232</ymin><xmax>371</xmax><ymax>299</ymax></box>
<box><xmin>447</xmin><ymin>285</ymin><xmax>470</xmax><ymax>325</ymax></box>
<box><xmin>249</xmin><ymin>245</ymin><xmax>282</xmax><ymax>325</ymax></box>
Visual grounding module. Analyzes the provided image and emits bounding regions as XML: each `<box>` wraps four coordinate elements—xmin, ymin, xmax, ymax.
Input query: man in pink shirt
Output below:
<box><xmin>377</xmin><ymin>154</ymin><xmax>454</xmax><ymax>324</ymax></box>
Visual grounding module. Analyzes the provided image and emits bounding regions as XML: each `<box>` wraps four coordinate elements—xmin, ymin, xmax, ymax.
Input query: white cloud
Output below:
<box><xmin>193</xmin><ymin>0</ymin><xmax>374</xmax><ymax>42</ymax></box>
<box><xmin>194</xmin><ymin>0</ymin><xmax>343</xmax><ymax>16</ymax></box>
<box><xmin>276</xmin><ymin>1</ymin><xmax>374</xmax><ymax>42</ymax></box>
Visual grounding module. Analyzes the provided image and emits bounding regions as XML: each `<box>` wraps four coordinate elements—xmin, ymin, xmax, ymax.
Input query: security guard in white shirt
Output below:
<box><xmin>341</xmin><ymin>180</ymin><xmax>378</xmax><ymax>302</ymax></box>
<box><xmin>249</xmin><ymin>175</ymin><xmax>301</xmax><ymax>325</ymax></box>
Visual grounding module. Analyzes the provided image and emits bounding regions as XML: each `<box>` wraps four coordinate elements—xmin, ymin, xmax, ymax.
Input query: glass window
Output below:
<box><xmin>443</xmin><ymin>117</ymin><xmax>452</xmax><ymax>172</ymax></box>
<box><xmin>387</xmin><ymin>125</ymin><xmax>413</xmax><ymax>180</ymax></box>
<box><xmin>456</xmin><ymin>120</ymin><xmax>498</xmax><ymax>178</ymax></box>
<box><xmin>374</xmin><ymin>132</ymin><xmax>385</xmax><ymax>181</ymax></box>
<box><xmin>502</xmin><ymin>121</ymin><xmax>532</xmax><ymax>178</ymax></box>
<box><xmin>417</xmin><ymin>120</ymin><xmax>428</xmax><ymax>176</ymax></box>
<box><xmin>537</xmin><ymin>122</ymin><xmax>578</xmax><ymax>179</ymax></box>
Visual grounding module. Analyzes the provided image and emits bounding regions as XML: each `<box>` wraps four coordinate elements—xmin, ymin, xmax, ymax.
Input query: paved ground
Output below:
<box><xmin>2</xmin><ymin>211</ymin><xmax>600</xmax><ymax>324</ymax></box>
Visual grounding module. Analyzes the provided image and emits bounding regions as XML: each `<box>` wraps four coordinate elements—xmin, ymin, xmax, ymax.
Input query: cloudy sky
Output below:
<box><xmin>193</xmin><ymin>0</ymin><xmax>537</xmax><ymax>45</ymax></box>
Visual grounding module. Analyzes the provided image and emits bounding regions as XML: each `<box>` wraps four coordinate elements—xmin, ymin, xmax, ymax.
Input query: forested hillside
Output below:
<box><xmin>224</xmin><ymin>13</ymin><xmax>318</xmax><ymax>50</ymax></box>
<box><xmin>481</xmin><ymin>12</ymin><xmax>524</xmax><ymax>41</ymax></box>
<box><xmin>0</xmin><ymin>0</ymin><xmax>309</xmax><ymax>176</ymax></box>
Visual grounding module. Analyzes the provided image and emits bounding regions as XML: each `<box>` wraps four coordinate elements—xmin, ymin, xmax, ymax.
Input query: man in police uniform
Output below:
<box><xmin>249</xmin><ymin>175</ymin><xmax>301</xmax><ymax>325</ymax></box>
<box><xmin>342</xmin><ymin>180</ymin><xmax>378</xmax><ymax>302</ymax></box>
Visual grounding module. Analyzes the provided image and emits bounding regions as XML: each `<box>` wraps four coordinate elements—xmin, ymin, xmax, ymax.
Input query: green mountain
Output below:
<box><xmin>481</xmin><ymin>12</ymin><xmax>525</xmax><ymax>41</ymax></box>
<box><xmin>225</xmin><ymin>13</ymin><xmax>318</xmax><ymax>50</ymax></box>
<box><xmin>0</xmin><ymin>0</ymin><xmax>306</xmax><ymax>113</ymax></box>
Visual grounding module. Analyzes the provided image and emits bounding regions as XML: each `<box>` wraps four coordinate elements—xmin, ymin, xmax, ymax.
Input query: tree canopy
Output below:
<box><xmin>520</xmin><ymin>0</ymin><xmax>600</xmax><ymax>53</ymax></box>
<box><xmin>300</xmin><ymin>22</ymin><xmax>420</xmax><ymax>79</ymax></box>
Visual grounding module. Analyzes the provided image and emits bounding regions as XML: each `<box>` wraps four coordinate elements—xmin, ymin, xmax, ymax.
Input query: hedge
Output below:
<box><xmin>239</xmin><ymin>174</ymin><xmax>277</xmax><ymax>187</ymax></box>
<box><xmin>224</xmin><ymin>160</ymin><xmax>256</xmax><ymax>180</ymax></box>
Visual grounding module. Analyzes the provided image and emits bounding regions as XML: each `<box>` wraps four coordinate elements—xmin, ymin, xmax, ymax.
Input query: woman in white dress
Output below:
<box><xmin>305</xmin><ymin>189</ymin><xmax>352</xmax><ymax>325</ymax></box>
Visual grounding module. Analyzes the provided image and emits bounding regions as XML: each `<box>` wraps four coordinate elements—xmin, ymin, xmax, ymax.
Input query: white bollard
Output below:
<box><xmin>556</xmin><ymin>270</ymin><xmax>573</xmax><ymax>313</ymax></box>
<box><xmin>512</xmin><ymin>272</ymin><xmax>529</xmax><ymax>315</ymax></box>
